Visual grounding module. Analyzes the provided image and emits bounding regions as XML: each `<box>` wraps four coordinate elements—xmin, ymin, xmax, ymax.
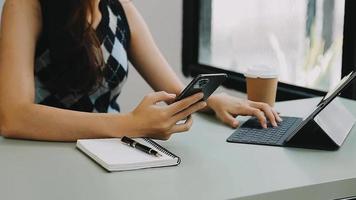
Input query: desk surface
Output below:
<box><xmin>1</xmin><ymin>98</ymin><xmax>356</xmax><ymax>200</ymax></box>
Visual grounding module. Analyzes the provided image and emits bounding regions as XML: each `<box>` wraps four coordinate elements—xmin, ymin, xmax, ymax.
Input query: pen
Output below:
<box><xmin>121</xmin><ymin>136</ymin><xmax>162</xmax><ymax>157</ymax></box>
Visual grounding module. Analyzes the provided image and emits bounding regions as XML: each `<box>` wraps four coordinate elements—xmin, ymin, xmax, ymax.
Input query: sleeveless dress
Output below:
<box><xmin>34</xmin><ymin>0</ymin><xmax>130</xmax><ymax>113</ymax></box>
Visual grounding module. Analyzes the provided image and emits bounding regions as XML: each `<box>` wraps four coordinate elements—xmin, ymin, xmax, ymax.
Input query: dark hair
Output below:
<box><xmin>39</xmin><ymin>0</ymin><xmax>104</xmax><ymax>95</ymax></box>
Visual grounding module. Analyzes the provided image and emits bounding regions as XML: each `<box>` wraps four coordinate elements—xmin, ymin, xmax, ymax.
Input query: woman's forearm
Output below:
<box><xmin>0</xmin><ymin>103</ymin><xmax>138</xmax><ymax>141</ymax></box>
<box><xmin>122</xmin><ymin>2</ymin><xmax>184</xmax><ymax>95</ymax></box>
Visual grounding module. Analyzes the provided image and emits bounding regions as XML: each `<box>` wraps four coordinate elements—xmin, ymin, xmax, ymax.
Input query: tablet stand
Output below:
<box><xmin>286</xmin><ymin>98</ymin><xmax>356</xmax><ymax>150</ymax></box>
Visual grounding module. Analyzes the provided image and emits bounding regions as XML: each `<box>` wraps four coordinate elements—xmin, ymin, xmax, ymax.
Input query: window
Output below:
<box><xmin>183</xmin><ymin>0</ymin><xmax>356</xmax><ymax>100</ymax></box>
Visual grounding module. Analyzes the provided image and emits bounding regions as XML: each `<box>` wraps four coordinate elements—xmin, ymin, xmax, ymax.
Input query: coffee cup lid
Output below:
<box><xmin>244</xmin><ymin>65</ymin><xmax>279</xmax><ymax>79</ymax></box>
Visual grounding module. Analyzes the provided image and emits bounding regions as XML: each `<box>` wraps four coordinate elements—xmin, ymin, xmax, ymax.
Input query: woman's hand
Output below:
<box><xmin>130</xmin><ymin>91</ymin><xmax>207</xmax><ymax>140</ymax></box>
<box><xmin>207</xmin><ymin>93</ymin><xmax>282</xmax><ymax>128</ymax></box>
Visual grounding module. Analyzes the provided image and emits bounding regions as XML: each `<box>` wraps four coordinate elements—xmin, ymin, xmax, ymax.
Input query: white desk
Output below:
<box><xmin>0</xmin><ymin>98</ymin><xmax>356</xmax><ymax>200</ymax></box>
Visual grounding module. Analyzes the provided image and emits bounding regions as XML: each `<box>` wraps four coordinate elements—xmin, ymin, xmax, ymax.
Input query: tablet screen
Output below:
<box><xmin>320</xmin><ymin>71</ymin><xmax>354</xmax><ymax>105</ymax></box>
<box><xmin>286</xmin><ymin>71</ymin><xmax>356</xmax><ymax>143</ymax></box>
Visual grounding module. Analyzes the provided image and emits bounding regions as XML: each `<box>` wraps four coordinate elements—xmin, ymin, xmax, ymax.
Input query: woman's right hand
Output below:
<box><xmin>130</xmin><ymin>91</ymin><xmax>206</xmax><ymax>140</ymax></box>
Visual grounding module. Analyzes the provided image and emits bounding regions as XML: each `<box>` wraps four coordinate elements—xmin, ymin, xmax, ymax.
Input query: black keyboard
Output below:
<box><xmin>227</xmin><ymin>116</ymin><xmax>302</xmax><ymax>146</ymax></box>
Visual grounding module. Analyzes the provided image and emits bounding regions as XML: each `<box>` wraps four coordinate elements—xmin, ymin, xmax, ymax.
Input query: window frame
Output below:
<box><xmin>182</xmin><ymin>0</ymin><xmax>356</xmax><ymax>101</ymax></box>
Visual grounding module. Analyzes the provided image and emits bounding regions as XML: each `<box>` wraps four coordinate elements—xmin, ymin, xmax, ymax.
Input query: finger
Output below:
<box><xmin>168</xmin><ymin>92</ymin><xmax>204</xmax><ymax>114</ymax></box>
<box><xmin>217</xmin><ymin>111</ymin><xmax>239</xmax><ymax>128</ymax></box>
<box><xmin>272</xmin><ymin>109</ymin><xmax>283</xmax><ymax>122</ymax></box>
<box><xmin>145</xmin><ymin>91</ymin><xmax>176</xmax><ymax>104</ymax></box>
<box><xmin>172</xmin><ymin>101</ymin><xmax>207</xmax><ymax>122</ymax></box>
<box><xmin>170</xmin><ymin>116</ymin><xmax>194</xmax><ymax>133</ymax></box>
<box><xmin>251</xmin><ymin>102</ymin><xmax>277</xmax><ymax>127</ymax></box>
<box><xmin>248</xmin><ymin>108</ymin><xmax>267</xmax><ymax>128</ymax></box>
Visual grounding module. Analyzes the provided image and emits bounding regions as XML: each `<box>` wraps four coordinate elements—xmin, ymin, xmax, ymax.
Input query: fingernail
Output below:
<box><xmin>278</xmin><ymin>117</ymin><xmax>283</xmax><ymax>122</ymax></box>
<box><xmin>233</xmin><ymin>121</ymin><xmax>238</xmax><ymax>127</ymax></box>
<box><xmin>201</xmin><ymin>102</ymin><xmax>207</xmax><ymax>107</ymax></box>
<box><xmin>263</xmin><ymin>123</ymin><xmax>267</xmax><ymax>129</ymax></box>
<box><xmin>273</xmin><ymin>122</ymin><xmax>278</xmax><ymax>127</ymax></box>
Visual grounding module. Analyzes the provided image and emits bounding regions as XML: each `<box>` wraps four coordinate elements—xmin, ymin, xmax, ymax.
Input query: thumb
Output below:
<box><xmin>146</xmin><ymin>91</ymin><xmax>176</xmax><ymax>104</ymax></box>
<box><xmin>218</xmin><ymin>111</ymin><xmax>239</xmax><ymax>128</ymax></box>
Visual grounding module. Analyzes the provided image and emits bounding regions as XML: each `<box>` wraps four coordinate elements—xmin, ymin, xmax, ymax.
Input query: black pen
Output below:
<box><xmin>121</xmin><ymin>136</ymin><xmax>162</xmax><ymax>157</ymax></box>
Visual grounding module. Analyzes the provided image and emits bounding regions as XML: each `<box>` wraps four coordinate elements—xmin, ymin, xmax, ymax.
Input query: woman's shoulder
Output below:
<box><xmin>2</xmin><ymin>0</ymin><xmax>42</xmax><ymax>11</ymax></box>
<box><xmin>106</xmin><ymin>0</ymin><xmax>130</xmax><ymax>14</ymax></box>
<box><xmin>1</xmin><ymin>0</ymin><xmax>42</xmax><ymax>34</ymax></box>
<box><xmin>3</xmin><ymin>0</ymin><xmax>39</xmax><ymax>4</ymax></box>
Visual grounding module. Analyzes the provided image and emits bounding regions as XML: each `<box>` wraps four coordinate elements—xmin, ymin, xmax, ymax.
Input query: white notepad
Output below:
<box><xmin>76</xmin><ymin>138</ymin><xmax>180</xmax><ymax>172</ymax></box>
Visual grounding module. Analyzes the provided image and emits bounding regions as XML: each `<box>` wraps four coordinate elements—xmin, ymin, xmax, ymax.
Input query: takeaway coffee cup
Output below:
<box><xmin>244</xmin><ymin>66</ymin><xmax>279</xmax><ymax>107</ymax></box>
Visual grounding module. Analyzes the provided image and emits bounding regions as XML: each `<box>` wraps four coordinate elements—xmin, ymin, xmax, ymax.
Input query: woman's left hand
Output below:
<box><xmin>206</xmin><ymin>93</ymin><xmax>283</xmax><ymax>128</ymax></box>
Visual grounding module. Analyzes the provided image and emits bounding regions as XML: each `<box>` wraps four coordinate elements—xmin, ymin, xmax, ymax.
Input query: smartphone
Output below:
<box><xmin>175</xmin><ymin>73</ymin><xmax>228</xmax><ymax>102</ymax></box>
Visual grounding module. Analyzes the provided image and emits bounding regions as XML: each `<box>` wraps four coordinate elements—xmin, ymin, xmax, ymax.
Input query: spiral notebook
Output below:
<box><xmin>76</xmin><ymin>138</ymin><xmax>181</xmax><ymax>172</ymax></box>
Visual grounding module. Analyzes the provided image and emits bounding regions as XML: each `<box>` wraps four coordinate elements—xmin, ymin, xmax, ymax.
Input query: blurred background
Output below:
<box><xmin>1</xmin><ymin>0</ymin><xmax>345</xmax><ymax>111</ymax></box>
<box><xmin>200</xmin><ymin>0</ymin><xmax>345</xmax><ymax>92</ymax></box>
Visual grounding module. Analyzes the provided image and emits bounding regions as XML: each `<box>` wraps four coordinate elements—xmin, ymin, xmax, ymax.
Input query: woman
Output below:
<box><xmin>0</xmin><ymin>0</ymin><xmax>281</xmax><ymax>141</ymax></box>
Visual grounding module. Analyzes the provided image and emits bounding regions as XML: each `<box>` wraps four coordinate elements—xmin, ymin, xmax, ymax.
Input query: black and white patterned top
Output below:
<box><xmin>35</xmin><ymin>0</ymin><xmax>130</xmax><ymax>113</ymax></box>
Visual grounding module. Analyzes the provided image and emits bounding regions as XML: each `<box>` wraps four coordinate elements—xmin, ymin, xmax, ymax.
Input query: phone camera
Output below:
<box><xmin>193</xmin><ymin>78</ymin><xmax>209</xmax><ymax>89</ymax></box>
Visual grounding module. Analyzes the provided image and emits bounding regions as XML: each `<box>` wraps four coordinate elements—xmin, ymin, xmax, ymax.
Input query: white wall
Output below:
<box><xmin>119</xmin><ymin>0</ymin><xmax>186</xmax><ymax>112</ymax></box>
